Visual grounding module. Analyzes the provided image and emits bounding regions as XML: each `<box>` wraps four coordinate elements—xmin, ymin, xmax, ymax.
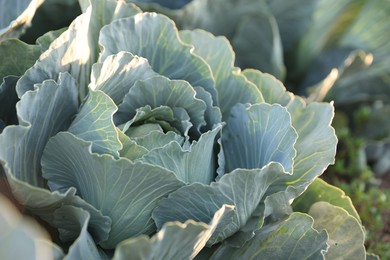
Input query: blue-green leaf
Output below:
<box><xmin>90</xmin><ymin>51</ymin><xmax>158</xmax><ymax>105</ymax></box>
<box><xmin>193</xmin><ymin>86</ymin><xmax>222</xmax><ymax>131</ymax></box>
<box><xmin>133</xmin><ymin>130</ymin><xmax>185</xmax><ymax>151</ymax></box>
<box><xmin>17</xmin><ymin>0</ymin><xmax>140</xmax><ymax>100</ymax></box>
<box><xmin>99</xmin><ymin>12</ymin><xmax>217</xmax><ymax>105</ymax></box>
<box><xmin>179</xmin><ymin>30</ymin><xmax>263</xmax><ymax>119</ymax></box>
<box><xmin>152</xmin><ymin>0</ymin><xmax>285</xmax><ymax>75</ymax></box>
<box><xmin>113</xmin><ymin>205</ymin><xmax>234</xmax><ymax>260</ymax></box>
<box><xmin>139</xmin><ymin>124</ymin><xmax>222</xmax><ymax>184</ymax></box>
<box><xmin>120</xmin><ymin>105</ymin><xmax>191</xmax><ymax>136</ymax></box>
<box><xmin>211</xmin><ymin>213</ymin><xmax>328</xmax><ymax>260</ymax></box>
<box><xmin>2</xmin><ymin>171</ymin><xmax>111</xmax><ymax>245</ymax></box>
<box><xmin>42</xmin><ymin>132</ymin><xmax>184</xmax><ymax>249</ymax></box>
<box><xmin>117</xmin><ymin>76</ymin><xmax>207</xmax><ymax>136</ymax></box>
<box><xmin>0</xmin><ymin>72</ymin><xmax>78</xmax><ymax>187</ymax></box>
<box><xmin>222</xmin><ymin>103</ymin><xmax>298</xmax><ymax>174</ymax></box>
<box><xmin>242</xmin><ymin>69</ymin><xmax>295</xmax><ymax>107</ymax></box>
<box><xmin>0</xmin><ymin>194</ymin><xmax>64</xmax><ymax>260</ymax></box>
<box><xmin>0</xmin><ymin>39</ymin><xmax>40</xmax><ymax>81</ymax></box>
<box><xmin>118</xmin><ymin>129</ymin><xmax>149</xmax><ymax>161</ymax></box>
<box><xmin>292</xmin><ymin>178</ymin><xmax>361</xmax><ymax>221</ymax></box>
<box><xmin>309</xmin><ymin>202</ymin><xmax>366</xmax><ymax>259</ymax></box>
<box><xmin>68</xmin><ymin>90</ymin><xmax>121</xmax><ymax>157</ymax></box>
<box><xmin>153</xmin><ymin>163</ymin><xmax>288</xmax><ymax>245</ymax></box>
<box><xmin>55</xmin><ymin>206</ymin><xmax>102</xmax><ymax>260</ymax></box>
<box><xmin>243</xmin><ymin>69</ymin><xmax>337</xmax><ymax>207</ymax></box>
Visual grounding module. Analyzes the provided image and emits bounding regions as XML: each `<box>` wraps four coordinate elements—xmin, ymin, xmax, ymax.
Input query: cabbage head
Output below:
<box><xmin>0</xmin><ymin>0</ymin><xmax>366</xmax><ymax>259</ymax></box>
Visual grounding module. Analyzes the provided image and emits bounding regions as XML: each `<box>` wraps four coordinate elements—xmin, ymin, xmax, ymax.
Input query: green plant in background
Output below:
<box><xmin>0</xmin><ymin>0</ymin><xmax>387</xmax><ymax>259</ymax></box>
<box><xmin>325</xmin><ymin>110</ymin><xmax>390</xmax><ymax>259</ymax></box>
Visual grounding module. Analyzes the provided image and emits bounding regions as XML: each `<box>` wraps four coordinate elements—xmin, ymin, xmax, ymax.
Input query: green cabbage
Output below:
<box><xmin>0</xmin><ymin>0</ymin><xmax>369</xmax><ymax>259</ymax></box>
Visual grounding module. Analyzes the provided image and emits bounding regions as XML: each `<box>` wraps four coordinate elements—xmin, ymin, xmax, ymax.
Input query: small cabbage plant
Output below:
<box><xmin>0</xmin><ymin>0</ymin><xmax>369</xmax><ymax>259</ymax></box>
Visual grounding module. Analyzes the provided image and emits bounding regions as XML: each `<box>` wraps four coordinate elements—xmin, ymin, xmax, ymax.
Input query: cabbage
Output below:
<box><xmin>0</xmin><ymin>0</ymin><xmax>369</xmax><ymax>259</ymax></box>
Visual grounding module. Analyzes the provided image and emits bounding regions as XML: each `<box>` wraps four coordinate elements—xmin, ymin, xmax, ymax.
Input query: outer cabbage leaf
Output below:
<box><xmin>55</xmin><ymin>206</ymin><xmax>102</xmax><ymax>260</ymax></box>
<box><xmin>0</xmin><ymin>73</ymin><xmax>78</xmax><ymax>187</ymax></box>
<box><xmin>179</xmin><ymin>30</ymin><xmax>263</xmax><ymax>119</ymax></box>
<box><xmin>0</xmin><ymin>39</ymin><xmax>40</xmax><ymax>81</ymax></box>
<box><xmin>309</xmin><ymin>202</ymin><xmax>366</xmax><ymax>259</ymax></box>
<box><xmin>0</xmin><ymin>194</ymin><xmax>64</xmax><ymax>260</ymax></box>
<box><xmin>303</xmin><ymin>1</ymin><xmax>390</xmax><ymax>177</ymax></box>
<box><xmin>210</xmin><ymin>212</ymin><xmax>328</xmax><ymax>260</ymax></box>
<box><xmin>243</xmin><ymin>70</ymin><xmax>337</xmax><ymax>199</ymax></box>
<box><xmin>0</xmin><ymin>29</ymin><xmax>65</xmax><ymax>83</ymax></box>
<box><xmin>242</xmin><ymin>69</ymin><xmax>301</xmax><ymax>109</ymax></box>
<box><xmin>0</xmin><ymin>72</ymin><xmax>111</xmax><ymax>244</ymax></box>
<box><xmin>292</xmin><ymin>178</ymin><xmax>360</xmax><ymax>221</ymax></box>
<box><xmin>241</xmin><ymin>70</ymin><xmax>337</xmax><ymax>223</ymax></box>
<box><xmin>131</xmin><ymin>0</ymin><xmax>286</xmax><ymax>78</ymax></box>
<box><xmin>90</xmin><ymin>52</ymin><xmax>158</xmax><ymax>105</ymax></box>
<box><xmin>263</xmin><ymin>101</ymin><xmax>336</xmax><ymax>218</ymax></box>
<box><xmin>362</xmin><ymin>104</ymin><xmax>390</xmax><ymax>176</ymax></box>
<box><xmin>42</xmin><ymin>132</ymin><xmax>185</xmax><ymax>249</ymax></box>
<box><xmin>302</xmin><ymin>48</ymin><xmax>353</xmax><ymax>92</ymax></box>
<box><xmin>153</xmin><ymin>162</ymin><xmax>289</xmax><ymax>245</ymax></box>
<box><xmin>3</xmin><ymin>175</ymin><xmax>111</xmax><ymax>245</ymax></box>
<box><xmin>0</xmin><ymin>0</ymin><xmax>45</xmax><ymax>40</ymax></box>
<box><xmin>17</xmin><ymin>0</ymin><xmax>140</xmax><ymax>100</ymax></box>
<box><xmin>113</xmin><ymin>205</ymin><xmax>234</xmax><ymax>260</ymax></box>
<box><xmin>35</xmin><ymin>28</ymin><xmax>67</xmax><ymax>53</ymax></box>
<box><xmin>222</xmin><ymin>103</ymin><xmax>298</xmax><ymax>174</ymax></box>
<box><xmin>98</xmin><ymin>12</ymin><xmax>217</xmax><ymax>105</ymax></box>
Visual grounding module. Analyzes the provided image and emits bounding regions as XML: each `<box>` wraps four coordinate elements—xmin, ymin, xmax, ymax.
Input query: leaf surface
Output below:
<box><xmin>68</xmin><ymin>90</ymin><xmax>121</xmax><ymax>157</ymax></box>
<box><xmin>42</xmin><ymin>132</ymin><xmax>184</xmax><ymax>248</ymax></box>
<box><xmin>211</xmin><ymin>213</ymin><xmax>328</xmax><ymax>260</ymax></box>
<box><xmin>153</xmin><ymin>163</ymin><xmax>288</xmax><ymax>245</ymax></box>
<box><xmin>309</xmin><ymin>202</ymin><xmax>366</xmax><ymax>259</ymax></box>
<box><xmin>0</xmin><ymin>194</ymin><xmax>64</xmax><ymax>260</ymax></box>
<box><xmin>113</xmin><ymin>205</ymin><xmax>234</xmax><ymax>260</ymax></box>
<box><xmin>99</xmin><ymin>12</ymin><xmax>217</xmax><ymax>104</ymax></box>
<box><xmin>222</xmin><ymin>103</ymin><xmax>297</xmax><ymax>174</ymax></box>
<box><xmin>17</xmin><ymin>0</ymin><xmax>140</xmax><ymax>100</ymax></box>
